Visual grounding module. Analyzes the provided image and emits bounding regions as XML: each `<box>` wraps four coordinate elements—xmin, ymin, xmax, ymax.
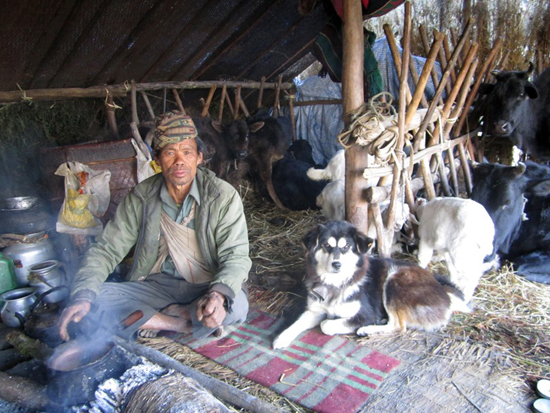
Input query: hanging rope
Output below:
<box><xmin>338</xmin><ymin>92</ymin><xmax>412</xmax><ymax>165</ymax></box>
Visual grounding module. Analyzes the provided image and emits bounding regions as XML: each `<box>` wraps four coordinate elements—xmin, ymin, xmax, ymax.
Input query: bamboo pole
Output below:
<box><xmin>273</xmin><ymin>75</ymin><xmax>283</xmax><ymax>117</ymax></box>
<box><xmin>131</xmin><ymin>80</ymin><xmax>139</xmax><ymax>125</ymax></box>
<box><xmin>172</xmin><ymin>89</ymin><xmax>186</xmax><ymax>114</ymax></box>
<box><xmin>407</xmin><ymin>53</ymin><xmax>429</xmax><ymax>109</ymax></box>
<box><xmin>413</xmin><ymin>19</ymin><xmax>473</xmax><ymax>152</ymax></box>
<box><xmin>288</xmin><ymin>93</ymin><xmax>297</xmax><ymax>141</ymax></box>
<box><xmin>0</xmin><ymin>80</ymin><xmax>292</xmax><ymax>104</ymax></box>
<box><xmin>382</xmin><ymin>1</ymin><xmax>412</xmax><ymax>258</ymax></box>
<box><xmin>257</xmin><ymin>76</ymin><xmax>266</xmax><ymax>109</ymax></box>
<box><xmin>201</xmin><ymin>84</ymin><xmax>217</xmax><ymax>117</ymax></box>
<box><xmin>434</xmin><ymin>30</ymin><xmax>454</xmax><ymax>95</ymax></box>
<box><xmin>453</xmin><ymin>39</ymin><xmax>502</xmax><ymax>136</ymax></box>
<box><xmin>218</xmin><ymin>84</ymin><xmax>227</xmax><ymax>121</ymax></box>
<box><xmin>419</xmin><ymin>25</ymin><xmax>444</xmax><ymax>107</ymax></box>
<box><xmin>233</xmin><ymin>85</ymin><xmax>241</xmax><ymax>119</ymax></box>
<box><xmin>383</xmin><ymin>24</ymin><xmax>412</xmax><ymax>104</ymax></box>
<box><xmin>106</xmin><ymin>93</ymin><xmax>119</xmax><ymax>139</ymax></box>
<box><xmin>140</xmin><ymin>91</ymin><xmax>156</xmax><ymax>121</ymax></box>
<box><xmin>224</xmin><ymin>91</ymin><xmax>235</xmax><ymax>117</ymax></box>
<box><xmin>405</xmin><ymin>32</ymin><xmax>444</xmax><ymax>126</ymax></box>
<box><xmin>162</xmin><ymin>88</ymin><xmax>167</xmax><ymax>113</ymax></box>
<box><xmin>429</xmin><ymin>42</ymin><xmax>479</xmax><ymax>146</ymax></box>
<box><xmin>235</xmin><ymin>88</ymin><xmax>250</xmax><ymax>117</ymax></box>
<box><xmin>343</xmin><ymin>0</ymin><xmax>369</xmax><ymax>231</ymax></box>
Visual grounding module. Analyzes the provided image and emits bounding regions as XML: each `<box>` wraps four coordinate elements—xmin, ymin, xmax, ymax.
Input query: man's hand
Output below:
<box><xmin>58</xmin><ymin>300</ymin><xmax>91</xmax><ymax>342</ymax></box>
<box><xmin>196</xmin><ymin>291</ymin><xmax>226</xmax><ymax>329</ymax></box>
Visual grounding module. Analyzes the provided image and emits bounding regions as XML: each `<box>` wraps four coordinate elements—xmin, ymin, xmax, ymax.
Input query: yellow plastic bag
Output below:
<box><xmin>55</xmin><ymin>162</ymin><xmax>111</xmax><ymax>236</ymax></box>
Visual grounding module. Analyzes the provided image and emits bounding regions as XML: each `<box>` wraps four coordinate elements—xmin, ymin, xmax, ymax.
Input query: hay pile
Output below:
<box><xmin>142</xmin><ymin>185</ymin><xmax>549</xmax><ymax>411</ymax></box>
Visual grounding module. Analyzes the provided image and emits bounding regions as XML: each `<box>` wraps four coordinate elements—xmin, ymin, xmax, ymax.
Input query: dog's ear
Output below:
<box><xmin>302</xmin><ymin>224</ymin><xmax>322</xmax><ymax>250</ymax></box>
<box><xmin>355</xmin><ymin>230</ymin><xmax>374</xmax><ymax>254</ymax></box>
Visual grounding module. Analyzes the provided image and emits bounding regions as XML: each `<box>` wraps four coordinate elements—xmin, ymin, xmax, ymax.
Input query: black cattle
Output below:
<box><xmin>271</xmin><ymin>141</ymin><xmax>329</xmax><ymax>210</ymax></box>
<box><xmin>192</xmin><ymin>117</ymin><xmax>249</xmax><ymax>180</ymax></box>
<box><xmin>479</xmin><ymin>64</ymin><xmax>550</xmax><ymax>161</ymax></box>
<box><xmin>471</xmin><ymin>161</ymin><xmax>550</xmax><ymax>283</ymax></box>
<box><xmin>246</xmin><ymin>112</ymin><xmax>293</xmax><ymax>210</ymax></box>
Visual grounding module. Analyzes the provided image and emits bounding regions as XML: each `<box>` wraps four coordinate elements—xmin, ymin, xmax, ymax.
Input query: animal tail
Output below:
<box><xmin>307</xmin><ymin>167</ymin><xmax>329</xmax><ymax>181</ymax></box>
<box><xmin>434</xmin><ymin>273</ymin><xmax>471</xmax><ymax>313</ymax></box>
<box><xmin>448</xmin><ymin>291</ymin><xmax>471</xmax><ymax>314</ymax></box>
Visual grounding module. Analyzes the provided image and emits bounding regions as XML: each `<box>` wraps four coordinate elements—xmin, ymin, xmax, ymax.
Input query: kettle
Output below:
<box><xmin>0</xmin><ymin>287</ymin><xmax>38</xmax><ymax>327</ymax></box>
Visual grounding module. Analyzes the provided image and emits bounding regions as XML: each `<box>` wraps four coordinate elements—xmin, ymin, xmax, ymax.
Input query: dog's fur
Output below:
<box><xmin>272</xmin><ymin>221</ymin><xmax>470</xmax><ymax>349</ymax></box>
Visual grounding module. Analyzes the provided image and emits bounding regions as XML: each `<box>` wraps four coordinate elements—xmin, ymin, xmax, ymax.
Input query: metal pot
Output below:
<box><xmin>28</xmin><ymin>260</ymin><xmax>69</xmax><ymax>303</ymax></box>
<box><xmin>0</xmin><ymin>287</ymin><xmax>38</xmax><ymax>327</ymax></box>
<box><xmin>0</xmin><ymin>196</ymin><xmax>39</xmax><ymax>211</ymax></box>
<box><xmin>47</xmin><ymin>338</ymin><xmax>126</xmax><ymax>406</ymax></box>
<box><xmin>1</xmin><ymin>234</ymin><xmax>56</xmax><ymax>287</ymax></box>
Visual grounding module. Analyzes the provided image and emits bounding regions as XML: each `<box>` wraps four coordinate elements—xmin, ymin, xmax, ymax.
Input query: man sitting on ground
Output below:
<box><xmin>58</xmin><ymin>111</ymin><xmax>251</xmax><ymax>341</ymax></box>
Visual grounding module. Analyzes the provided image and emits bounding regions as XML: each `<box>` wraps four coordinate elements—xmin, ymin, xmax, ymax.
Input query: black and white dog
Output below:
<box><xmin>272</xmin><ymin>221</ymin><xmax>470</xmax><ymax>349</ymax></box>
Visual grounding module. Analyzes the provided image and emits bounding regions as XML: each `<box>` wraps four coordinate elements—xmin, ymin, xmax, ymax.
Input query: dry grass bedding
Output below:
<box><xmin>141</xmin><ymin>183</ymin><xmax>550</xmax><ymax>412</ymax></box>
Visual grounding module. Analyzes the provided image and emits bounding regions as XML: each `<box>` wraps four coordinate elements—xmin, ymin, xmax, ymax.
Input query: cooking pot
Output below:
<box><xmin>0</xmin><ymin>287</ymin><xmax>38</xmax><ymax>327</ymax></box>
<box><xmin>28</xmin><ymin>260</ymin><xmax>69</xmax><ymax>303</ymax></box>
<box><xmin>1</xmin><ymin>234</ymin><xmax>56</xmax><ymax>287</ymax></box>
<box><xmin>0</xmin><ymin>196</ymin><xmax>39</xmax><ymax>211</ymax></box>
<box><xmin>47</xmin><ymin>338</ymin><xmax>126</xmax><ymax>405</ymax></box>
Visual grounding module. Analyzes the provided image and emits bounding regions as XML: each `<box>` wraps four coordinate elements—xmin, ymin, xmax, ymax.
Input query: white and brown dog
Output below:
<box><xmin>272</xmin><ymin>221</ymin><xmax>470</xmax><ymax>349</ymax></box>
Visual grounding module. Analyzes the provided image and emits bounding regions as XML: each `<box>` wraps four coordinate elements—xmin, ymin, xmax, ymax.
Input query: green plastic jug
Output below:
<box><xmin>0</xmin><ymin>252</ymin><xmax>17</xmax><ymax>295</ymax></box>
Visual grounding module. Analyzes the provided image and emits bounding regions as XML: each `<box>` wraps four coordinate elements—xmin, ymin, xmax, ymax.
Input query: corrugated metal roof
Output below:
<box><xmin>0</xmin><ymin>0</ymin><xmax>330</xmax><ymax>93</ymax></box>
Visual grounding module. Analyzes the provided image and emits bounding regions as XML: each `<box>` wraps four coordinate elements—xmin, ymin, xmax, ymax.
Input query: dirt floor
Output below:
<box><xmin>141</xmin><ymin>184</ymin><xmax>549</xmax><ymax>413</ymax></box>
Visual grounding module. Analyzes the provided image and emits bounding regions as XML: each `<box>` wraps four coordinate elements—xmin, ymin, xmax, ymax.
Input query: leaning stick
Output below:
<box><xmin>201</xmin><ymin>84</ymin><xmax>217</xmax><ymax>117</ymax></box>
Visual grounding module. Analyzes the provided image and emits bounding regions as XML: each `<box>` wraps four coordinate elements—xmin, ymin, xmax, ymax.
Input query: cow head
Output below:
<box><xmin>479</xmin><ymin>63</ymin><xmax>538</xmax><ymax>139</ymax></box>
<box><xmin>212</xmin><ymin>119</ymin><xmax>250</xmax><ymax>160</ymax></box>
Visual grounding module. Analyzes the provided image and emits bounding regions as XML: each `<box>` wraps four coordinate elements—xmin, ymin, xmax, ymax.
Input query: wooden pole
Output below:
<box><xmin>233</xmin><ymin>85</ymin><xmax>241</xmax><ymax>119</ymax></box>
<box><xmin>131</xmin><ymin>80</ymin><xmax>139</xmax><ymax>125</ymax></box>
<box><xmin>273</xmin><ymin>75</ymin><xmax>283</xmax><ymax>117</ymax></box>
<box><xmin>218</xmin><ymin>84</ymin><xmax>227</xmax><ymax>121</ymax></box>
<box><xmin>257</xmin><ymin>76</ymin><xmax>266</xmax><ymax>109</ymax></box>
<box><xmin>172</xmin><ymin>89</ymin><xmax>186</xmax><ymax>114</ymax></box>
<box><xmin>105</xmin><ymin>93</ymin><xmax>119</xmax><ymax>139</ymax></box>
<box><xmin>383</xmin><ymin>1</ymin><xmax>412</xmax><ymax>257</ymax></box>
<box><xmin>201</xmin><ymin>84</ymin><xmax>217</xmax><ymax>117</ymax></box>
<box><xmin>140</xmin><ymin>91</ymin><xmax>156</xmax><ymax>121</ymax></box>
<box><xmin>343</xmin><ymin>0</ymin><xmax>368</xmax><ymax>230</ymax></box>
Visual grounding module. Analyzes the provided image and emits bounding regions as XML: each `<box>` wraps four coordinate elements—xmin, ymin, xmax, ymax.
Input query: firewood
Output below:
<box><xmin>6</xmin><ymin>331</ymin><xmax>53</xmax><ymax>361</ymax></box>
<box><xmin>0</xmin><ymin>371</ymin><xmax>51</xmax><ymax>410</ymax></box>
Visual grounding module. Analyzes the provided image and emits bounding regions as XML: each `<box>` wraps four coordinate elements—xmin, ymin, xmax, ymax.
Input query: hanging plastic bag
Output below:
<box><xmin>55</xmin><ymin>162</ymin><xmax>111</xmax><ymax>236</ymax></box>
<box><xmin>131</xmin><ymin>138</ymin><xmax>158</xmax><ymax>182</ymax></box>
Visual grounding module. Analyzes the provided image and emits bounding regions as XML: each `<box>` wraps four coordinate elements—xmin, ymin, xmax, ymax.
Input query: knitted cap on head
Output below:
<box><xmin>153</xmin><ymin>111</ymin><xmax>198</xmax><ymax>151</ymax></box>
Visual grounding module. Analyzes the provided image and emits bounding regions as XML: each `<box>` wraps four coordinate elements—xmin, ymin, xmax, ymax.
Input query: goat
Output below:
<box><xmin>416</xmin><ymin>197</ymin><xmax>495</xmax><ymax>302</ymax></box>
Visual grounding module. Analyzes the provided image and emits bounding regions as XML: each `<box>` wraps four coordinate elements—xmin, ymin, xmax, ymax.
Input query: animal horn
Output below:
<box><xmin>526</xmin><ymin>62</ymin><xmax>534</xmax><ymax>74</ymax></box>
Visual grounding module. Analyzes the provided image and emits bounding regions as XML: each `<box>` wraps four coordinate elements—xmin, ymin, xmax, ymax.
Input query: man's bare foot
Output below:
<box><xmin>138</xmin><ymin>329</ymin><xmax>160</xmax><ymax>338</ymax></box>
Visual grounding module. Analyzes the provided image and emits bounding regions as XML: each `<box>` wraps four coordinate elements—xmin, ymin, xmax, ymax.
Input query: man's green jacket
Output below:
<box><xmin>70</xmin><ymin>166</ymin><xmax>251</xmax><ymax>305</ymax></box>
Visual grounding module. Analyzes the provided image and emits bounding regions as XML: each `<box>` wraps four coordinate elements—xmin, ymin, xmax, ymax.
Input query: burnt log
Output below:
<box><xmin>0</xmin><ymin>371</ymin><xmax>51</xmax><ymax>410</ymax></box>
<box><xmin>0</xmin><ymin>348</ymin><xmax>31</xmax><ymax>371</ymax></box>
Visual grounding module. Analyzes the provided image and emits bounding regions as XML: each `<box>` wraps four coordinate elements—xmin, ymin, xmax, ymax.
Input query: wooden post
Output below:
<box><xmin>343</xmin><ymin>0</ymin><xmax>368</xmax><ymax>231</ymax></box>
<box><xmin>105</xmin><ymin>93</ymin><xmax>119</xmax><ymax>139</ymax></box>
<box><xmin>273</xmin><ymin>75</ymin><xmax>283</xmax><ymax>117</ymax></box>
<box><xmin>201</xmin><ymin>85</ymin><xmax>217</xmax><ymax>117</ymax></box>
<box><xmin>233</xmin><ymin>85</ymin><xmax>241</xmax><ymax>119</ymax></box>
<box><xmin>257</xmin><ymin>76</ymin><xmax>266</xmax><ymax>109</ymax></box>
<box><xmin>172</xmin><ymin>89</ymin><xmax>186</xmax><ymax>114</ymax></box>
<box><xmin>131</xmin><ymin>80</ymin><xmax>139</xmax><ymax>125</ymax></box>
<box><xmin>140</xmin><ymin>91</ymin><xmax>156</xmax><ymax>121</ymax></box>
<box><xmin>218</xmin><ymin>84</ymin><xmax>227</xmax><ymax>121</ymax></box>
<box><xmin>288</xmin><ymin>93</ymin><xmax>297</xmax><ymax>141</ymax></box>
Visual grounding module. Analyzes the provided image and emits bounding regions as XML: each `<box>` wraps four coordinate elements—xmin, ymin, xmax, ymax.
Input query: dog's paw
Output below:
<box><xmin>320</xmin><ymin>319</ymin><xmax>339</xmax><ymax>336</ymax></box>
<box><xmin>272</xmin><ymin>332</ymin><xmax>293</xmax><ymax>349</ymax></box>
<box><xmin>356</xmin><ymin>325</ymin><xmax>383</xmax><ymax>336</ymax></box>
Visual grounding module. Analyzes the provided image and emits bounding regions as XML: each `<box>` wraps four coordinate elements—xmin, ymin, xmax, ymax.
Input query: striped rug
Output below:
<box><xmin>175</xmin><ymin>309</ymin><xmax>400</xmax><ymax>413</ymax></box>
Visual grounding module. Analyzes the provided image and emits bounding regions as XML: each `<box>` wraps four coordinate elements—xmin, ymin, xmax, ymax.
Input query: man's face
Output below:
<box><xmin>156</xmin><ymin>139</ymin><xmax>203</xmax><ymax>188</ymax></box>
